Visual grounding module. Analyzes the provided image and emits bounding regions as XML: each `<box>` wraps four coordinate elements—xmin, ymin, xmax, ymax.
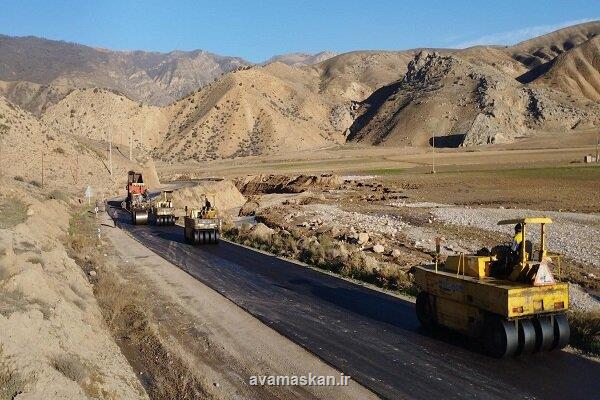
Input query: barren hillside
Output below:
<box><xmin>155</xmin><ymin>64</ymin><xmax>346</xmax><ymax>162</ymax></box>
<box><xmin>306</xmin><ymin>51</ymin><xmax>418</xmax><ymax>101</ymax></box>
<box><xmin>0</xmin><ymin>94</ymin><xmax>133</xmax><ymax>194</ymax></box>
<box><xmin>41</xmin><ymin>88</ymin><xmax>170</xmax><ymax>150</ymax></box>
<box><xmin>0</xmin><ymin>35</ymin><xmax>250</xmax><ymax>105</ymax></box>
<box><xmin>0</xmin><ymin>80</ymin><xmax>72</xmax><ymax>116</ymax></box>
<box><xmin>507</xmin><ymin>20</ymin><xmax>599</xmax><ymax>68</ymax></box>
<box><xmin>523</xmin><ymin>36</ymin><xmax>600</xmax><ymax>101</ymax></box>
<box><xmin>347</xmin><ymin>51</ymin><xmax>600</xmax><ymax>147</ymax></box>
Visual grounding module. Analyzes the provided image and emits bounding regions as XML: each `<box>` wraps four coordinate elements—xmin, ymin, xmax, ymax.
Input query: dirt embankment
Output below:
<box><xmin>235</xmin><ymin>174</ymin><xmax>343</xmax><ymax>196</ymax></box>
<box><xmin>0</xmin><ymin>181</ymin><xmax>146</xmax><ymax>399</ymax></box>
<box><xmin>170</xmin><ymin>179</ymin><xmax>246</xmax><ymax>214</ymax></box>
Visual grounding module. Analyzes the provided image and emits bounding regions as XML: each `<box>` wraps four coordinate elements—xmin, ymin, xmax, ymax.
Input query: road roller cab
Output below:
<box><xmin>413</xmin><ymin>217</ymin><xmax>570</xmax><ymax>358</ymax></box>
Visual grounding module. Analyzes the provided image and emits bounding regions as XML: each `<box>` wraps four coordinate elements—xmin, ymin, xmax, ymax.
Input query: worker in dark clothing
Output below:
<box><xmin>511</xmin><ymin>224</ymin><xmax>523</xmax><ymax>252</ymax></box>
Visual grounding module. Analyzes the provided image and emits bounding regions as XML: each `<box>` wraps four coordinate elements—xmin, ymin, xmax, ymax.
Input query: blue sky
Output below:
<box><xmin>0</xmin><ymin>1</ymin><xmax>597</xmax><ymax>62</ymax></box>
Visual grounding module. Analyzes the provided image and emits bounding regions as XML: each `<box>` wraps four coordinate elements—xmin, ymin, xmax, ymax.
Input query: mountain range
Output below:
<box><xmin>0</xmin><ymin>20</ymin><xmax>598</xmax><ymax>166</ymax></box>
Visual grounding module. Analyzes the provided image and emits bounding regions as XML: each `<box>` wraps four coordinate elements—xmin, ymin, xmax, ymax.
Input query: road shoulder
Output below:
<box><xmin>100</xmin><ymin>211</ymin><xmax>378</xmax><ymax>400</ymax></box>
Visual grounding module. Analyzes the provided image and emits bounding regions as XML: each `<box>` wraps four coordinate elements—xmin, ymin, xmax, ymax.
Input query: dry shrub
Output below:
<box><xmin>0</xmin><ymin>197</ymin><xmax>28</xmax><ymax>229</ymax></box>
<box><xmin>26</xmin><ymin>256</ymin><xmax>44</xmax><ymax>266</ymax></box>
<box><xmin>0</xmin><ymin>346</ymin><xmax>24</xmax><ymax>400</ymax></box>
<box><xmin>225</xmin><ymin>224</ymin><xmax>417</xmax><ymax>295</ymax></box>
<box><xmin>569</xmin><ymin>310</ymin><xmax>600</xmax><ymax>355</ymax></box>
<box><xmin>51</xmin><ymin>354</ymin><xmax>88</xmax><ymax>383</ymax></box>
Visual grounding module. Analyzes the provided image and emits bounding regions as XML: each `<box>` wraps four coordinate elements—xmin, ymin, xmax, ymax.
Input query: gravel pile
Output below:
<box><xmin>569</xmin><ymin>283</ymin><xmax>600</xmax><ymax>312</ymax></box>
<box><xmin>432</xmin><ymin>207</ymin><xmax>600</xmax><ymax>269</ymax></box>
<box><xmin>300</xmin><ymin>204</ymin><xmax>474</xmax><ymax>254</ymax></box>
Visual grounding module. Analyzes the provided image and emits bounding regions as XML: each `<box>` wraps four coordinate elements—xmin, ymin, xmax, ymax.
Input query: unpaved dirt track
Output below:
<box><xmin>109</xmin><ymin>204</ymin><xmax>600</xmax><ymax>400</ymax></box>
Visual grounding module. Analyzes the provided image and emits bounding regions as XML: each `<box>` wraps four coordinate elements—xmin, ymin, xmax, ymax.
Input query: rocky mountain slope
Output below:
<box><xmin>347</xmin><ymin>50</ymin><xmax>599</xmax><ymax>147</ymax></box>
<box><xmin>0</xmin><ymin>35</ymin><xmax>250</xmax><ymax>106</ymax></box>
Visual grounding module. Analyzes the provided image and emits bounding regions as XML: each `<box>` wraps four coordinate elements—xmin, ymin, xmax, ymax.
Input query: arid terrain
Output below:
<box><xmin>0</xmin><ymin>19</ymin><xmax>598</xmax><ymax>400</ymax></box>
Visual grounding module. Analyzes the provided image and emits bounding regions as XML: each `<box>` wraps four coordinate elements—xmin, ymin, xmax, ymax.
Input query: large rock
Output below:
<box><xmin>357</xmin><ymin>232</ymin><xmax>369</xmax><ymax>245</ymax></box>
<box><xmin>372</xmin><ymin>244</ymin><xmax>385</xmax><ymax>254</ymax></box>
<box><xmin>239</xmin><ymin>201</ymin><xmax>259</xmax><ymax>216</ymax></box>
<box><xmin>250</xmin><ymin>223</ymin><xmax>275</xmax><ymax>242</ymax></box>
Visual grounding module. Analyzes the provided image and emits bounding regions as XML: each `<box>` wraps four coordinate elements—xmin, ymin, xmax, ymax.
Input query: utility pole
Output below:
<box><xmin>431</xmin><ymin>133</ymin><xmax>436</xmax><ymax>174</ymax></box>
<box><xmin>41</xmin><ymin>151</ymin><xmax>44</xmax><ymax>188</ymax></box>
<box><xmin>108</xmin><ymin>129</ymin><xmax>113</xmax><ymax>177</ymax></box>
<box><xmin>129</xmin><ymin>129</ymin><xmax>133</xmax><ymax>161</ymax></box>
<box><xmin>140</xmin><ymin>118</ymin><xmax>145</xmax><ymax>151</ymax></box>
<box><xmin>596</xmin><ymin>133</ymin><xmax>600</xmax><ymax>162</ymax></box>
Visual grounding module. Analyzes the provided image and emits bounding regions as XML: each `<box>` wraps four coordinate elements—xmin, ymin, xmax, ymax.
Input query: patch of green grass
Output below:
<box><xmin>364</xmin><ymin>167</ymin><xmax>406</xmax><ymax>176</ymax></box>
<box><xmin>68</xmin><ymin>208</ymin><xmax>99</xmax><ymax>253</ymax></box>
<box><xmin>497</xmin><ymin>165</ymin><xmax>600</xmax><ymax>180</ymax></box>
<box><xmin>436</xmin><ymin>165</ymin><xmax>600</xmax><ymax>180</ymax></box>
<box><xmin>0</xmin><ymin>197</ymin><xmax>28</xmax><ymax>229</ymax></box>
<box><xmin>267</xmin><ymin>158</ymin><xmax>370</xmax><ymax>171</ymax></box>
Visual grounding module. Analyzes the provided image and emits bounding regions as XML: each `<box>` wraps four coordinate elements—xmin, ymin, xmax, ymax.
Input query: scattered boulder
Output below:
<box><xmin>373</xmin><ymin>244</ymin><xmax>385</xmax><ymax>254</ymax></box>
<box><xmin>239</xmin><ymin>201</ymin><xmax>259</xmax><ymax>216</ymax></box>
<box><xmin>250</xmin><ymin>223</ymin><xmax>275</xmax><ymax>241</ymax></box>
<box><xmin>357</xmin><ymin>232</ymin><xmax>369</xmax><ymax>245</ymax></box>
<box><xmin>391</xmin><ymin>249</ymin><xmax>402</xmax><ymax>258</ymax></box>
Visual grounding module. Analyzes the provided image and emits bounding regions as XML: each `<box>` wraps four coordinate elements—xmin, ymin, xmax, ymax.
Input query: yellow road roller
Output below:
<box><xmin>413</xmin><ymin>217</ymin><xmax>570</xmax><ymax>357</ymax></box>
<box><xmin>183</xmin><ymin>195</ymin><xmax>221</xmax><ymax>245</ymax></box>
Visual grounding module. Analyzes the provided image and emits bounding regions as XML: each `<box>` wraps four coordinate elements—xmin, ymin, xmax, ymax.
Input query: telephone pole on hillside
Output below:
<box><xmin>107</xmin><ymin>129</ymin><xmax>113</xmax><ymax>177</ymax></box>
<box><xmin>431</xmin><ymin>133</ymin><xmax>436</xmax><ymax>174</ymax></box>
<box><xmin>129</xmin><ymin>129</ymin><xmax>133</xmax><ymax>161</ymax></box>
<box><xmin>41</xmin><ymin>151</ymin><xmax>44</xmax><ymax>188</ymax></box>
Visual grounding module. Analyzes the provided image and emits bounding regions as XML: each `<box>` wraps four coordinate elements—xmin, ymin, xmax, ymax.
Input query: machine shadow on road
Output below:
<box><xmin>288</xmin><ymin>277</ymin><xmax>417</xmax><ymax>331</ymax></box>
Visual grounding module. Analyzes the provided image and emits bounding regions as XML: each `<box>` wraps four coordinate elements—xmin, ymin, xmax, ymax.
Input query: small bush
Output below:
<box><xmin>51</xmin><ymin>354</ymin><xmax>88</xmax><ymax>383</ymax></box>
<box><xmin>27</xmin><ymin>256</ymin><xmax>44</xmax><ymax>266</ymax></box>
<box><xmin>53</xmin><ymin>147</ymin><xmax>65</xmax><ymax>154</ymax></box>
<box><xmin>0</xmin><ymin>197</ymin><xmax>28</xmax><ymax>229</ymax></box>
<box><xmin>48</xmin><ymin>190</ymin><xmax>69</xmax><ymax>203</ymax></box>
<box><xmin>13</xmin><ymin>176</ymin><xmax>24</xmax><ymax>182</ymax></box>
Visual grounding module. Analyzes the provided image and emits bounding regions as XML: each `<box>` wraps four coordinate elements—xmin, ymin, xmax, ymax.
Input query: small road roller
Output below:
<box><xmin>183</xmin><ymin>195</ymin><xmax>221</xmax><ymax>244</ymax></box>
<box><xmin>124</xmin><ymin>171</ymin><xmax>150</xmax><ymax>225</ymax></box>
<box><xmin>413</xmin><ymin>217</ymin><xmax>569</xmax><ymax>357</ymax></box>
<box><xmin>149</xmin><ymin>190</ymin><xmax>176</xmax><ymax>226</ymax></box>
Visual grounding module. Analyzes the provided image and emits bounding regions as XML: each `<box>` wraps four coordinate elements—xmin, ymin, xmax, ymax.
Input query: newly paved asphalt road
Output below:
<box><xmin>110</xmin><ymin>204</ymin><xmax>600</xmax><ymax>400</ymax></box>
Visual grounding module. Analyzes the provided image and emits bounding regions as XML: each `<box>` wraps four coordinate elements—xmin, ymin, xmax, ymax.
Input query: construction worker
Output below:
<box><xmin>511</xmin><ymin>223</ymin><xmax>523</xmax><ymax>252</ymax></box>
